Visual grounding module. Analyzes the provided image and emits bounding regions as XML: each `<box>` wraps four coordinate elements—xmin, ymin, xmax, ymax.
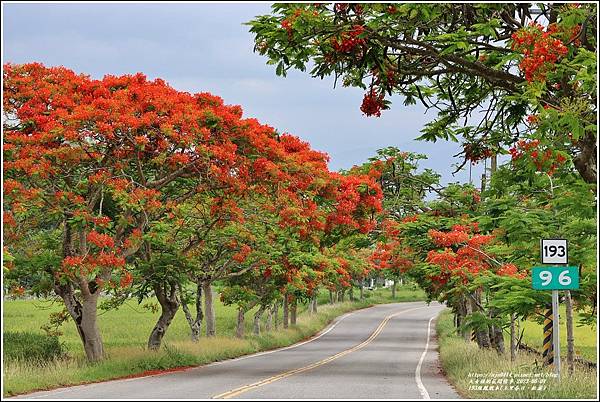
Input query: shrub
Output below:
<box><xmin>3</xmin><ymin>331</ymin><xmax>64</xmax><ymax>363</ymax></box>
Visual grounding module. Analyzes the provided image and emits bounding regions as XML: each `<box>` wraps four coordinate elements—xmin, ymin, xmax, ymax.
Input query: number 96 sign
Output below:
<box><xmin>532</xmin><ymin>266</ymin><xmax>579</xmax><ymax>290</ymax></box>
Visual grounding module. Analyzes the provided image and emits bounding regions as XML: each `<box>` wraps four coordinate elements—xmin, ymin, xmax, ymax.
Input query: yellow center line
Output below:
<box><xmin>213</xmin><ymin>306</ymin><xmax>426</xmax><ymax>399</ymax></box>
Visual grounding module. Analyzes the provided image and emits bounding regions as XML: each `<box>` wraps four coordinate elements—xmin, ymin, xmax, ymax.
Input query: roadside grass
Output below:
<box><xmin>436</xmin><ymin>310</ymin><xmax>597</xmax><ymax>399</ymax></box>
<box><xmin>2</xmin><ymin>284</ymin><xmax>426</xmax><ymax>397</ymax></box>
<box><xmin>517</xmin><ymin>305</ymin><xmax>597</xmax><ymax>361</ymax></box>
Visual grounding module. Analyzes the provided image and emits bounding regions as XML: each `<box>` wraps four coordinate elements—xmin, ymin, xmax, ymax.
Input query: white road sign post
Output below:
<box><xmin>540</xmin><ymin>238</ymin><xmax>568</xmax><ymax>380</ymax></box>
<box><xmin>552</xmin><ymin>289</ymin><xmax>561</xmax><ymax>379</ymax></box>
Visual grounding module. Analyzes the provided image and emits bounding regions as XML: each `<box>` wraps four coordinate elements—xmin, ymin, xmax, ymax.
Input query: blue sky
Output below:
<box><xmin>3</xmin><ymin>2</ymin><xmax>487</xmax><ymax>185</ymax></box>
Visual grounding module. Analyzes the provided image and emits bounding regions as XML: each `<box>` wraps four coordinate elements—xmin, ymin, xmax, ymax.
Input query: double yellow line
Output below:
<box><xmin>213</xmin><ymin>306</ymin><xmax>425</xmax><ymax>399</ymax></box>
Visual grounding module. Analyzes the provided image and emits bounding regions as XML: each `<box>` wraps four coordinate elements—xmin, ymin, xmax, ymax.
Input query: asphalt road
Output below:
<box><xmin>18</xmin><ymin>301</ymin><xmax>459</xmax><ymax>399</ymax></box>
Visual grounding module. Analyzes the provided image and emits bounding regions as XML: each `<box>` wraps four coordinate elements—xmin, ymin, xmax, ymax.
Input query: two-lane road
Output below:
<box><xmin>17</xmin><ymin>302</ymin><xmax>459</xmax><ymax>399</ymax></box>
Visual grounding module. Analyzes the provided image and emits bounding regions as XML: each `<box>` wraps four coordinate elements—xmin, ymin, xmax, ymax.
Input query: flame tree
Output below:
<box><xmin>248</xmin><ymin>3</ymin><xmax>596</xmax><ymax>184</ymax></box>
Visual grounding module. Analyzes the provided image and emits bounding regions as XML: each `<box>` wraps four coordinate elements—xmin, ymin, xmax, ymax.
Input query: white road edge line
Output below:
<box><xmin>415</xmin><ymin>316</ymin><xmax>434</xmax><ymax>400</ymax></box>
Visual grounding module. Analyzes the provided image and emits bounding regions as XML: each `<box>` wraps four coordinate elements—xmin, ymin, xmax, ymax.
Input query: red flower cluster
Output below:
<box><xmin>360</xmin><ymin>89</ymin><xmax>385</xmax><ymax>117</ymax></box>
<box><xmin>526</xmin><ymin>114</ymin><xmax>539</xmax><ymax>125</ymax></box>
<box><xmin>281</xmin><ymin>9</ymin><xmax>308</xmax><ymax>38</ymax></box>
<box><xmin>463</xmin><ymin>143</ymin><xmax>494</xmax><ymax>164</ymax></box>
<box><xmin>401</xmin><ymin>215</ymin><xmax>419</xmax><ymax>223</ymax></box>
<box><xmin>512</xmin><ymin>22</ymin><xmax>569</xmax><ymax>82</ymax></box>
<box><xmin>509</xmin><ymin>139</ymin><xmax>539</xmax><ymax>159</ymax></box>
<box><xmin>92</xmin><ymin>216</ymin><xmax>111</xmax><ymax>228</ymax></box>
<box><xmin>426</xmin><ymin>225</ymin><xmax>495</xmax><ymax>284</ymax></box>
<box><xmin>232</xmin><ymin>244</ymin><xmax>252</xmax><ymax>263</ymax></box>
<box><xmin>369</xmin><ymin>218</ymin><xmax>418</xmax><ymax>275</ymax></box>
<box><xmin>331</xmin><ymin>25</ymin><xmax>365</xmax><ymax>53</ymax></box>
<box><xmin>281</xmin><ymin>19</ymin><xmax>293</xmax><ymax>37</ymax></box>
<box><xmin>92</xmin><ymin>252</ymin><xmax>125</xmax><ymax>268</ymax></box>
<box><xmin>119</xmin><ymin>271</ymin><xmax>133</xmax><ymax>288</ymax></box>
<box><xmin>370</xmin><ymin>242</ymin><xmax>413</xmax><ymax>273</ymax></box>
<box><xmin>326</xmin><ymin>173</ymin><xmax>382</xmax><ymax>234</ymax></box>
<box><xmin>509</xmin><ymin>139</ymin><xmax>568</xmax><ymax>175</ymax></box>
<box><xmin>62</xmin><ymin>256</ymin><xmax>85</xmax><ymax>268</ymax></box>
<box><xmin>61</xmin><ymin>252</ymin><xmax>125</xmax><ymax>272</ymax></box>
<box><xmin>497</xmin><ymin>263</ymin><xmax>526</xmax><ymax>279</ymax></box>
<box><xmin>334</xmin><ymin>3</ymin><xmax>349</xmax><ymax>14</ymax></box>
<box><xmin>428</xmin><ymin>229</ymin><xmax>470</xmax><ymax>247</ymax></box>
<box><xmin>87</xmin><ymin>231</ymin><xmax>115</xmax><ymax>249</ymax></box>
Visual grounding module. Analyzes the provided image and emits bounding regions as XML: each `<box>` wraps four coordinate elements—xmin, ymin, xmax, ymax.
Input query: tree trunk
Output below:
<box><xmin>80</xmin><ymin>292</ymin><xmax>104</xmax><ymax>361</ymax></box>
<box><xmin>180</xmin><ymin>282</ymin><xmax>203</xmax><ymax>342</ymax></box>
<box><xmin>565</xmin><ymin>290</ymin><xmax>575</xmax><ymax>375</ymax></box>
<box><xmin>148</xmin><ymin>282</ymin><xmax>180</xmax><ymax>351</ymax></box>
<box><xmin>311</xmin><ymin>295</ymin><xmax>318</xmax><ymax>313</ymax></box>
<box><xmin>488</xmin><ymin>326</ymin><xmax>497</xmax><ymax>350</ymax></box>
<box><xmin>360</xmin><ymin>285</ymin><xmax>364</xmax><ymax>300</ymax></box>
<box><xmin>492</xmin><ymin>325</ymin><xmax>505</xmax><ymax>354</ymax></box>
<box><xmin>573</xmin><ymin>132</ymin><xmax>597</xmax><ymax>184</ymax></box>
<box><xmin>265</xmin><ymin>307</ymin><xmax>272</xmax><ymax>332</ymax></box>
<box><xmin>489</xmin><ymin>308</ymin><xmax>505</xmax><ymax>354</ymax></box>
<box><xmin>283</xmin><ymin>296</ymin><xmax>289</xmax><ymax>328</ymax></box>
<box><xmin>475</xmin><ymin>327</ymin><xmax>492</xmax><ymax>349</ymax></box>
<box><xmin>272</xmin><ymin>303</ymin><xmax>279</xmax><ymax>329</ymax></box>
<box><xmin>55</xmin><ymin>283</ymin><xmax>104</xmax><ymax>361</ymax></box>
<box><xmin>470</xmin><ymin>292</ymin><xmax>491</xmax><ymax>349</ymax></box>
<box><xmin>510</xmin><ymin>313</ymin><xmax>516</xmax><ymax>362</ymax></box>
<box><xmin>329</xmin><ymin>290</ymin><xmax>334</xmax><ymax>304</ymax></box>
<box><xmin>254</xmin><ymin>306</ymin><xmax>265</xmax><ymax>335</ymax></box>
<box><xmin>463</xmin><ymin>296</ymin><xmax>472</xmax><ymax>341</ymax></box>
<box><xmin>56</xmin><ymin>221</ymin><xmax>105</xmax><ymax>362</ymax></box>
<box><xmin>236</xmin><ymin>308</ymin><xmax>245</xmax><ymax>338</ymax></box>
<box><xmin>491</xmin><ymin>153</ymin><xmax>498</xmax><ymax>174</ymax></box>
<box><xmin>202</xmin><ymin>280</ymin><xmax>216</xmax><ymax>337</ymax></box>
<box><xmin>455</xmin><ymin>298</ymin><xmax>465</xmax><ymax>330</ymax></box>
<box><xmin>392</xmin><ymin>279</ymin><xmax>397</xmax><ymax>299</ymax></box>
<box><xmin>515</xmin><ymin>318</ymin><xmax>520</xmax><ymax>355</ymax></box>
<box><xmin>290</xmin><ymin>298</ymin><xmax>297</xmax><ymax>325</ymax></box>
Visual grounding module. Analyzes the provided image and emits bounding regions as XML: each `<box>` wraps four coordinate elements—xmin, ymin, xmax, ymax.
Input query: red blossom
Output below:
<box><xmin>360</xmin><ymin>89</ymin><xmax>385</xmax><ymax>117</ymax></box>
<box><xmin>119</xmin><ymin>271</ymin><xmax>133</xmax><ymax>287</ymax></box>
<box><xmin>497</xmin><ymin>263</ymin><xmax>526</xmax><ymax>279</ymax></box>
<box><xmin>512</xmin><ymin>23</ymin><xmax>569</xmax><ymax>82</ymax></box>
<box><xmin>87</xmin><ymin>231</ymin><xmax>115</xmax><ymax>249</ymax></box>
<box><xmin>331</xmin><ymin>25</ymin><xmax>365</xmax><ymax>53</ymax></box>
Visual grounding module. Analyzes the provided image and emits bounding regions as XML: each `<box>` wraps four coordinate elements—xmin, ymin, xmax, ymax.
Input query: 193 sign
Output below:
<box><xmin>540</xmin><ymin>239</ymin><xmax>568</xmax><ymax>264</ymax></box>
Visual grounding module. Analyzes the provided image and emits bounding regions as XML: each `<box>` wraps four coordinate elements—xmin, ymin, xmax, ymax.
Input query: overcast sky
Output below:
<box><xmin>3</xmin><ymin>2</ymin><xmax>488</xmax><ymax>185</ymax></box>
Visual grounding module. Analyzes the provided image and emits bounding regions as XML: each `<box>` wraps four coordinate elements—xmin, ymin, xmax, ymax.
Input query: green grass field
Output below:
<box><xmin>436</xmin><ymin>310</ymin><xmax>597</xmax><ymax>399</ymax></box>
<box><xmin>517</xmin><ymin>306</ymin><xmax>597</xmax><ymax>361</ymax></box>
<box><xmin>2</xmin><ymin>285</ymin><xmax>426</xmax><ymax>396</ymax></box>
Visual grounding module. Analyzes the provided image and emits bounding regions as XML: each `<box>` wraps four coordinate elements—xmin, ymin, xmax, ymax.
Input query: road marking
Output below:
<box><xmin>415</xmin><ymin>316</ymin><xmax>435</xmax><ymax>399</ymax></box>
<box><xmin>213</xmin><ymin>306</ymin><xmax>427</xmax><ymax>399</ymax></box>
<box><xmin>209</xmin><ymin>309</ymin><xmax>357</xmax><ymax>365</ymax></box>
<box><xmin>214</xmin><ymin>302</ymin><xmax>422</xmax><ymax>365</ymax></box>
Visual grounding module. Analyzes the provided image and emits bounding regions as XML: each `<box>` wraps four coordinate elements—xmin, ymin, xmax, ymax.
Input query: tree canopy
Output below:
<box><xmin>248</xmin><ymin>3</ymin><xmax>597</xmax><ymax>183</ymax></box>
